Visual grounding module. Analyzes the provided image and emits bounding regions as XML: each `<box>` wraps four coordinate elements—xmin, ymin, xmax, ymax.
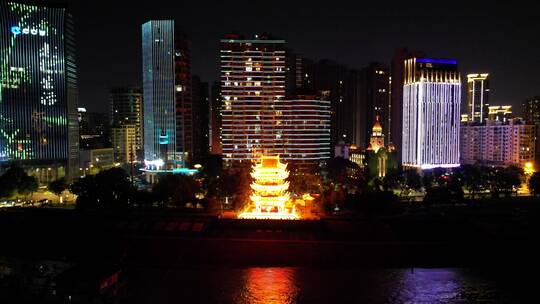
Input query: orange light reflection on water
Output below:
<box><xmin>235</xmin><ymin>268</ymin><xmax>298</xmax><ymax>304</ymax></box>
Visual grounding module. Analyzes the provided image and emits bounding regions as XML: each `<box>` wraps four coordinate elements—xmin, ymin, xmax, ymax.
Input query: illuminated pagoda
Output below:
<box><xmin>238</xmin><ymin>156</ymin><xmax>299</xmax><ymax>220</ymax></box>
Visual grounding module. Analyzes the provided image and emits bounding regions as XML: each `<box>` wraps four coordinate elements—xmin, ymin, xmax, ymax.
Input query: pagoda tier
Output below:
<box><xmin>250</xmin><ymin>181</ymin><xmax>290</xmax><ymax>194</ymax></box>
<box><xmin>238</xmin><ymin>155</ymin><xmax>298</xmax><ymax>220</ymax></box>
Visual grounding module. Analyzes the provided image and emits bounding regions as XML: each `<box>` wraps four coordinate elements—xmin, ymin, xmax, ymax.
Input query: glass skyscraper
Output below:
<box><xmin>142</xmin><ymin>20</ymin><xmax>192</xmax><ymax>165</ymax></box>
<box><xmin>0</xmin><ymin>2</ymin><xmax>78</xmax><ymax>178</ymax></box>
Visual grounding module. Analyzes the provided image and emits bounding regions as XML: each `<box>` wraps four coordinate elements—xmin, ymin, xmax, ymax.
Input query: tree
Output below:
<box><xmin>491</xmin><ymin>166</ymin><xmax>523</xmax><ymax>197</ymax></box>
<box><xmin>49</xmin><ymin>177</ymin><xmax>67</xmax><ymax>199</ymax></box>
<box><xmin>152</xmin><ymin>174</ymin><xmax>200</xmax><ymax>206</ymax></box>
<box><xmin>528</xmin><ymin>172</ymin><xmax>540</xmax><ymax>196</ymax></box>
<box><xmin>323</xmin><ymin>157</ymin><xmax>359</xmax><ymax>187</ymax></box>
<box><xmin>455</xmin><ymin>164</ymin><xmax>484</xmax><ymax>199</ymax></box>
<box><xmin>0</xmin><ymin>166</ymin><xmax>37</xmax><ymax>199</ymax></box>
<box><xmin>404</xmin><ymin>170</ymin><xmax>422</xmax><ymax>191</ymax></box>
<box><xmin>19</xmin><ymin>175</ymin><xmax>38</xmax><ymax>199</ymax></box>
<box><xmin>382</xmin><ymin>168</ymin><xmax>402</xmax><ymax>192</ymax></box>
<box><xmin>288</xmin><ymin>170</ymin><xmax>322</xmax><ymax>196</ymax></box>
<box><xmin>72</xmin><ymin>167</ymin><xmax>134</xmax><ymax>211</ymax></box>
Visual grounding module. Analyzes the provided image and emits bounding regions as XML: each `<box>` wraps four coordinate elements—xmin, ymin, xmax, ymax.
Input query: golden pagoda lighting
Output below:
<box><xmin>238</xmin><ymin>155</ymin><xmax>299</xmax><ymax>220</ymax></box>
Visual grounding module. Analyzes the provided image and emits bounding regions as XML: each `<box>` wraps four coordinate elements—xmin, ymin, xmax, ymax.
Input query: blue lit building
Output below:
<box><xmin>402</xmin><ymin>58</ymin><xmax>461</xmax><ymax>169</ymax></box>
<box><xmin>142</xmin><ymin>20</ymin><xmax>177</xmax><ymax>163</ymax></box>
<box><xmin>142</xmin><ymin>20</ymin><xmax>193</xmax><ymax>168</ymax></box>
<box><xmin>0</xmin><ymin>1</ymin><xmax>78</xmax><ymax>182</ymax></box>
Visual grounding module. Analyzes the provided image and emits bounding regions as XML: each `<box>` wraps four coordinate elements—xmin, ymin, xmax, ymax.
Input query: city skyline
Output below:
<box><xmin>67</xmin><ymin>1</ymin><xmax>540</xmax><ymax>113</ymax></box>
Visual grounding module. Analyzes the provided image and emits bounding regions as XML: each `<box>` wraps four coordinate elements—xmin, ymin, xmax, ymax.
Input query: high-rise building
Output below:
<box><xmin>460</xmin><ymin>118</ymin><xmax>535</xmax><ymax>168</ymax></box>
<box><xmin>192</xmin><ymin>75</ymin><xmax>209</xmax><ymax>162</ymax></box>
<box><xmin>523</xmin><ymin>97</ymin><xmax>540</xmax><ymax>124</ymax></box>
<box><xmin>220</xmin><ymin>34</ymin><xmax>331</xmax><ymax>169</ymax></box>
<box><xmin>209</xmin><ymin>81</ymin><xmax>222</xmax><ymax>155</ymax></box>
<box><xmin>111</xmin><ymin>124</ymin><xmax>137</xmax><ymax>164</ymax></box>
<box><xmin>174</xmin><ymin>32</ymin><xmax>193</xmax><ymax>163</ymax></box>
<box><xmin>109</xmin><ymin>87</ymin><xmax>143</xmax><ymax>157</ymax></box>
<box><xmin>220</xmin><ymin>33</ymin><xmax>286</xmax><ymax>164</ymax></box>
<box><xmin>487</xmin><ymin>105</ymin><xmax>512</xmax><ymax>122</ymax></box>
<box><xmin>302</xmin><ymin>60</ymin><xmax>362</xmax><ymax>147</ymax></box>
<box><xmin>466</xmin><ymin>73</ymin><xmax>490</xmax><ymax>123</ymax></box>
<box><xmin>142</xmin><ymin>20</ymin><xmax>192</xmax><ymax>167</ymax></box>
<box><xmin>523</xmin><ymin>97</ymin><xmax>540</xmax><ymax>166</ymax></box>
<box><xmin>360</xmin><ymin>62</ymin><xmax>390</xmax><ymax>147</ymax></box>
<box><xmin>78</xmin><ymin>108</ymin><xmax>110</xmax><ymax>150</ymax></box>
<box><xmin>0</xmin><ymin>2</ymin><xmax>78</xmax><ymax>180</ymax></box>
<box><xmin>390</xmin><ymin>48</ymin><xmax>425</xmax><ymax>163</ymax></box>
<box><xmin>402</xmin><ymin>58</ymin><xmax>461</xmax><ymax>169</ymax></box>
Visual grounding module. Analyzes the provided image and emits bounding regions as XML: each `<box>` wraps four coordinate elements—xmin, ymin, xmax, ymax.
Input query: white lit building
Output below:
<box><xmin>467</xmin><ymin>73</ymin><xmax>490</xmax><ymax>123</ymax></box>
<box><xmin>402</xmin><ymin>58</ymin><xmax>461</xmax><ymax>169</ymax></box>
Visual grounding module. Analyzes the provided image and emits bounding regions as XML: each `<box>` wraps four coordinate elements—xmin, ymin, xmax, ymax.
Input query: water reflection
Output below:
<box><xmin>234</xmin><ymin>267</ymin><xmax>298</xmax><ymax>304</ymax></box>
<box><xmin>392</xmin><ymin>269</ymin><xmax>462</xmax><ymax>303</ymax></box>
<box><xmin>116</xmin><ymin>267</ymin><xmax>517</xmax><ymax>303</ymax></box>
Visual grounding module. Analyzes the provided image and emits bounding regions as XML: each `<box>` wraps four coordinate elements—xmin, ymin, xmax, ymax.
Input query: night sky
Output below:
<box><xmin>69</xmin><ymin>1</ymin><xmax>540</xmax><ymax>114</ymax></box>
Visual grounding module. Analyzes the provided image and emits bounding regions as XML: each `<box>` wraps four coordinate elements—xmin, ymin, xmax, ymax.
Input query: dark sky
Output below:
<box><xmin>70</xmin><ymin>1</ymin><xmax>540</xmax><ymax>114</ymax></box>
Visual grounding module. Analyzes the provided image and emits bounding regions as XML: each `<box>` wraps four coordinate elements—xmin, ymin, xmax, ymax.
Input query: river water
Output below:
<box><xmin>121</xmin><ymin>267</ymin><xmax>531</xmax><ymax>303</ymax></box>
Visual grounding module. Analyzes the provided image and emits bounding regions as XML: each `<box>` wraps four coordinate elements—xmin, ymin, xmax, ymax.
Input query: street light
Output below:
<box><xmin>524</xmin><ymin>162</ymin><xmax>535</xmax><ymax>175</ymax></box>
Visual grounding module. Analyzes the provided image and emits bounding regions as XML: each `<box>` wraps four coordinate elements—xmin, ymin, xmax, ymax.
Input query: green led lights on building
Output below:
<box><xmin>0</xmin><ymin>2</ymin><xmax>78</xmax><ymax>168</ymax></box>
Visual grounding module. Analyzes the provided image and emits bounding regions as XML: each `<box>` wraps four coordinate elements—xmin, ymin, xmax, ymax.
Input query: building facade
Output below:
<box><xmin>523</xmin><ymin>97</ymin><xmax>540</xmax><ymax>124</ymax></box>
<box><xmin>209</xmin><ymin>81</ymin><xmax>222</xmax><ymax>154</ymax></box>
<box><xmin>0</xmin><ymin>2</ymin><xmax>78</xmax><ymax>179</ymax></box>
<box><xmin>220</xmin><ymin>39</ymin><xmax>331</xmax><ymax>169</ymax></box>
<box><xmin>142</xmin><ymin>20</ymin><xmax>192</xmax><ymax>167</ymax></box>
<box><xmin>466</xmin><ymin>73</ymin><xmax>490</xmax><ymax>123</ymax></box>
<box><xmin>192</xmin><ymin>75</ymin><xmax>209</xmax><ymax>162</ymax></box>
<box><xmin>79</xmin><ymin>148</ymin><xmax>114</xmax><ymax>176</ymax></box>
<box><xmin>78</xmin><ymin>107</ymin><xmax>110</xmax><ymax>150</ymax></box>
<box><xmin>390</xmin><ymin>48</ymin><xmax>425</xmax><ymax>163</ymax></box>
<box><xmin>220</xmin><ymin>34</ymin><xmax>286</xmax><ymax>164</ymax></box>
<box><xmin>111</xmin><ymin>124</ymin><xmax>137</xmax><ymax>164</ymax></box>
<box><xmin>109</xmin><ymin>87</ymin><xmax>142</xmax><ymax>157</ymax></box>
<box><xmin>488</xmin><ymin>105</ymin><xmax>512</xmax><ymax>122</ymax></box>
<box><xmin>522</xmin><ymin>97</ymin><xmax>540</xmax><ymax>166</ymax></box>
<box><xmin>402</xmin><ymin>58</ymin><xmax>461</xmax><ymax>169</ymax></box>
<box><xmin>360</xmin><ymin>62</ymin><xmax>390</xmax><ymax>147</ymax></box>
<box><xmin>460</xmin><ymin>118</ymin><xmax>535</xmax><ymax>168</ymax></box>
<box><xmin>301</xmin><ymin>60</ymin><xmax>362</xmax><ymax>148</ymax></box>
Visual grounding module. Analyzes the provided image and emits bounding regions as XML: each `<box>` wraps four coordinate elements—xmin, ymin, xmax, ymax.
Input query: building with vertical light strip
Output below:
<box><xmin>466</xmin><ymin>73</ymin><xmax>489</xmax><ymax>123</ymax></box>
<box><xmin>402</xmin><ymin>58</ymin><xmax>461</xmax><ymax>169</ymax></box>
<box><xmin>220</xmin><ymin>34</ymin><xmax>330</xmax><ymax>169</ymax></box>
<box><xmin>0</xmin><ymin>1</ymin><xmax>78</xmax><ymax>182</ymax></box>
<box><xmin>142</xmin><ymin>20</ymin><xmax>192</xmax><ymax>168</ymax></box>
